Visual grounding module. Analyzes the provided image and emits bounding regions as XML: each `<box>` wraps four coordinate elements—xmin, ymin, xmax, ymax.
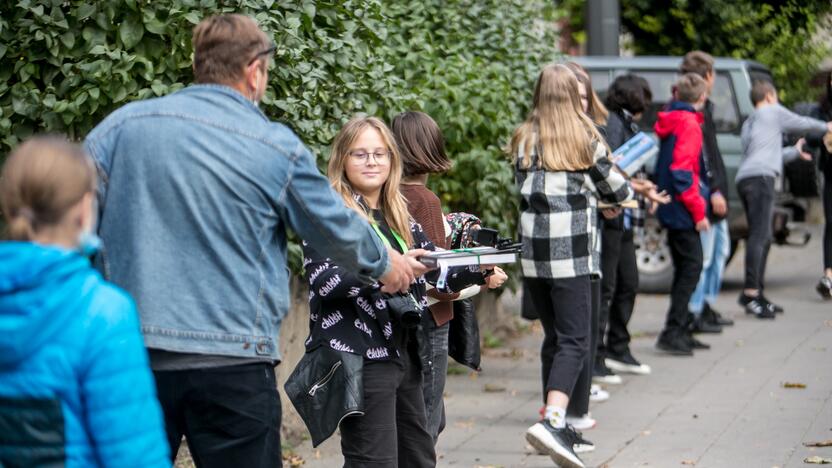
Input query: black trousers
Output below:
<box><xmin>567</xmin><ymin>277</ymin><xmax>599</xmax><ymax>417</ymax></box>
<box><xmin>738</xmin><ymin>176</ymin><xmax>775</xmax><ymax>290</ymax></box>
<box><xmin>665</xmin><ymin>229</ymin><xmax>703</xmax><ymax>332</ymax></box>
<box><xmin>154</xmin><ymin>362</ymin><xmax>282</xmax><ymax>468</ymax></box>
<box><xmin>339</xmin><ymin>344</ymin><xmax>435</xmax><ymax>468</ymax></box>
<box><xmin>823</xmin><ymin>163</ymin><xmax>832</xmax><ymax>270</ymax></box>
<box><xmin>598</xmin><ymin>227</ymin><xmax>639</xmax><ymax>360</ymax></box>
<box><xmin>526</xmin><ymin>276</ymin><xmax>592</xmax><ymax>402</ymax></box>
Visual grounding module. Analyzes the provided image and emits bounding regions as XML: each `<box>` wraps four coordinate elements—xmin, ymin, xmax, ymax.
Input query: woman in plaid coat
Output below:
<box><xmin>516</xmin><ymin>64</ymin><xmax>633</xmax><ymax>468</ymax></box>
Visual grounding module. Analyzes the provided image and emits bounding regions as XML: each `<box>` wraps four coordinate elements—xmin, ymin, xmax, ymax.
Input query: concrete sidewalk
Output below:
<box><xmin>291</xmin><ymin>228</ymin><xmax>832</xmax><ymax>468</ymax></box>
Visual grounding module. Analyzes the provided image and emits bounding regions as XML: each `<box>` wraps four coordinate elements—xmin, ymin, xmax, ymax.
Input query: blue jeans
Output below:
<box><xmin>688</xmin><ymin>219</ymin><xmax>730</xmax><ymax>314</ymax></box>
<box><xmin>421</xmin><ymin>320</ymin><xmax>449</xmax><ymax>442</ymax></box>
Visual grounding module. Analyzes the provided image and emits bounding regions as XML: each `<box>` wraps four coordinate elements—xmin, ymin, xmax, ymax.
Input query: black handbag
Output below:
<box><xmin>448</xmin><ymin>297</ymin><xmax>482</xmax><ymax>371</ymax></box>
<box><xmin>283</xmin><ymin>345</ymin><xmax>364</xmax><ymax>447</ymax></box>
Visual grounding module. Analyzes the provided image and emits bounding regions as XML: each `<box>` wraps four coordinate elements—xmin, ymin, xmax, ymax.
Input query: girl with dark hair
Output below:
<box><xmin>596</xmin><ymin>74</ymin><xmax>655</xmax><ymax>380</ymax></box>
<box><xmin>391</xmin><ymin>111</ymin><xmax>506</xmax><ymax>443</ymax></box>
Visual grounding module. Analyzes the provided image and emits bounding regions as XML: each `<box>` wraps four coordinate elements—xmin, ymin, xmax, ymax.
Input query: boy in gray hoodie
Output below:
<box><xmin>736</xmin><ymin>80</ymin><xmax>831</xmax><ymax>317</ymax></box>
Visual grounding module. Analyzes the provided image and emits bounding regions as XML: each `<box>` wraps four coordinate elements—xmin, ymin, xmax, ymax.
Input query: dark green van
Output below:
<box><xmin>574</xmin><ymin>56</ymin><xmax>810</xmax><ymax>292</ymax></box>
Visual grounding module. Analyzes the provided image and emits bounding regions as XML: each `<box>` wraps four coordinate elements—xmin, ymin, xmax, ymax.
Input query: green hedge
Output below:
<box><xmin>0</xmin><ymin>0</ymin><xmax>556</xmax><ymax>241</ymax></box>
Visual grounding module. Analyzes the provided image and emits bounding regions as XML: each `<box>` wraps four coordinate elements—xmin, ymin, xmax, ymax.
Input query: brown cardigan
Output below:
<box><xmin>401</xmin><ymin>183</ymin><xmax>458</xmax><ymax>326</ymax></box>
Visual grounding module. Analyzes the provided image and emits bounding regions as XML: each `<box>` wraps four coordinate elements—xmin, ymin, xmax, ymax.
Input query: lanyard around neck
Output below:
<box><xmin>370</xmin><ymin>221</ymin><xmax>409</xmax><ymax>254</ymax></box>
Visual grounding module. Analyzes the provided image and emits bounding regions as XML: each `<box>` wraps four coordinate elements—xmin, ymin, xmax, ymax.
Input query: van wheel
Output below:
<box><xmin>635</xmin><ymin>218</ymin><xmax>673</xmax><ymax>293</ymax></box>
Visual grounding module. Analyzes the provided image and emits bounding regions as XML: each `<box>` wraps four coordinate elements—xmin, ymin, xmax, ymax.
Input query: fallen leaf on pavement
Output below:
<box><xmin>282</xmin><ymin>454</ymin><xmax>304</xmax><ymax>467</ymax></box>
<box><xmin>484</xmin><ymin>383</ymin><xmax>506</xmax><ymax>393</ymax></box>
<box><xmin>454</xmin><ymin>418</ymin><xmax>475</xmax><ymax>429</ymax></box>
<box><xmin>783</xmin><ymin>382</ymin><xmax>807</xmax><ymax>389</ymax></box>
<box><xmin>805</xmin><ymin>456</ymin><xmax>832</xmax><ymax>464</ymax></box>
<box><xmin>805</xmin><ymin>440</ymin><xmax>832</xmax><ymax>447</ymax></box>
<box><xmin>681</xmin><ymin>460</ymin><xmax>695</xmax><ymax>465</ymax></box>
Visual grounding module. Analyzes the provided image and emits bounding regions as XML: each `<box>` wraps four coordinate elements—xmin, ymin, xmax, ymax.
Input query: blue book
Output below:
<box><xmin>612</xmin><ymin>132</ymin><xmax>658</xmax><ymax>176</ymax></box>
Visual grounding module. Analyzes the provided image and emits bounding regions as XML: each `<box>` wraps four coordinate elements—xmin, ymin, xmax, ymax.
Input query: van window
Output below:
<box><xmin>612</xmin><ymin>70</ymin><xmax>740</xmax><ymax>134</ymax></box>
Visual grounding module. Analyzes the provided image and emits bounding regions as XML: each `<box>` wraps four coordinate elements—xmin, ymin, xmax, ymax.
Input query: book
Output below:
<box><xmin>612</xmin><ymin>132</ymin><xmax>658</xmax><ymax>176</ymax></box>
<box><xmin>418</xmin><ymin>247</ymin><xmax>518</xmax><ymax>269</ymax></box>
<box><xmin>598</xmin><ymin>199</ymin><xmax>639</xmax><ymax>209</ymax></box>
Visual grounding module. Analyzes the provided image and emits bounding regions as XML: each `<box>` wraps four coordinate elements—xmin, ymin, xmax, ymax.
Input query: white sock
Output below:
<box><xmin>544</xmin><ymin>405</ymin><xmax>566</xmax><ymax>428</ymax></box>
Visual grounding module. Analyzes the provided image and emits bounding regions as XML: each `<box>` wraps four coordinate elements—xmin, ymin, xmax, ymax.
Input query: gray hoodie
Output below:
<box><xmin>736</xmin><ymin>103</ymin><xmax>827</xmax><ymax>183</ymax></box>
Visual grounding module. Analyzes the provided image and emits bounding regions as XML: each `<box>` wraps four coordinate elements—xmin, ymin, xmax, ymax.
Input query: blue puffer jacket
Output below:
<box><xmin>0</xmin><ymin>242</ymin><xmax>170</xmax><ymax>467</ymax></box>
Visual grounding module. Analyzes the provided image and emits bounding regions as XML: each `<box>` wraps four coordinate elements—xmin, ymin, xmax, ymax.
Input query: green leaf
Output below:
<box><xmin>151</xmin><ymin>81</ymin><xmax>166</xmax><ymax>96</ymax></box>
<box><xmin>0</xmin><ymin>44</ymin><xmax>7</xmax><ymax>60</ymax></box>
<box><xmin>145</xmin><ymin>18</ymin><xmax>167</xmax><ymax>35</ymax></box>
<box><xmin>59</xmin><ymin>31</ymin><xmax>75</xmax><ymax>48</ymax></box>
<box><xmin>89</xmin><ymin>44</ymin><xmax>107</xmax><ymax>55</ymax></box>
<box><xmin>76</xmin><ymin>3</ymin><xmax>96</xmax><ymax>20</ymax></box>
<box><xmin>119</xmin><ymin>15</ymin><xmax>144</xmax><ymax>49</ymax></box>
<box><xmin>184</xmin><ymin>11</ymin><xmax>201</xmax><ymax>24</ymax></box>
<box><xmin>303</xmin><ymin>1</ymin><xmax>316</xmax><ymax>19</ymax></box>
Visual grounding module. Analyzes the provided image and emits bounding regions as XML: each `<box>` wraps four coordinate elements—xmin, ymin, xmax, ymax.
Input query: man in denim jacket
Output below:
<box><xmin>84</xmin><ymin>14</ymin><xmax>418</xmax><ymax>468</ymax></box>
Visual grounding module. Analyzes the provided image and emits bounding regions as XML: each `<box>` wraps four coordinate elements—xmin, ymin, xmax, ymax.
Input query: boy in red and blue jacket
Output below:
<box><xmin>653</xmin><ymin>73</ymin><xmax>710</xmax><ymax>356</ymax></box>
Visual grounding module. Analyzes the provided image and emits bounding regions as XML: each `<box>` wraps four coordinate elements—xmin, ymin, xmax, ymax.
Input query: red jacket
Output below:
<box><xmin>654</xmin><ymin>101</ymin><xmax>708</xmax><ymax>229</ymax></box>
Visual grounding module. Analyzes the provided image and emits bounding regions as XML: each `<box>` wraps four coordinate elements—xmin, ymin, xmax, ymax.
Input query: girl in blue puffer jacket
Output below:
<box><xmin>0</xmin><ymin>136</ymin><xmax>169</xmax><ymax>467</ymax></box>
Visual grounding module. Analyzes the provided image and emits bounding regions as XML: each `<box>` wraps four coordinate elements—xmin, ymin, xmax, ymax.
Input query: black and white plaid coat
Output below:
<box><xmin>515</xmin><ymin>139</ymin><xmax>633</xmax><ymax>279</ymax></box>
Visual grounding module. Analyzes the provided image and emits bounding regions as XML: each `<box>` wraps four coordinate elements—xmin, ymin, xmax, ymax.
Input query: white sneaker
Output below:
<box><xmin>589</xmin><ymin>384</ymin><xmax>609</xmax><ymax>402</ymax></box>
<box><xmin>565</xmin><ymin>413</ymin><xmax>596</xmax><ymax>431</ymax></box>
<box><xmin>591</xmin><ymin>373</ymin><xmax>623</xmax><ymax>385</ymax></box>
<box><xmin>605</xmin><ymin>355</ymin><xmax>651</xmax><ymax>375</ymax></box>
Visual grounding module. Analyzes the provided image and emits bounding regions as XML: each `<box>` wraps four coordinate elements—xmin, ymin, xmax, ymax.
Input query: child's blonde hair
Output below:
<box><xmin>328</xmin><ymin>116</ymin><xmax>413</xmax><ymax>247</ymax></box>
<box><xmin>511</xmin><ymin>63</ymin><xmax>605</xmax><ymax>171</ymax></box>
<box><xmin>1</xmin><ymin>135</ymin><xmax>96</xmax><ymax>241</ymax></box>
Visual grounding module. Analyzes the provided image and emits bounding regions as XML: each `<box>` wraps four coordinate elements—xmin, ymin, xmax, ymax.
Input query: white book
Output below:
<box><xmin>418</xmin><ymin>247</ymin><xmax>518</xmax><ymax>269</ymax></box>
<box><xmin>613</xmin><ymin>132</ymin><xmax>658</xmax><ymax>176</ymax></box>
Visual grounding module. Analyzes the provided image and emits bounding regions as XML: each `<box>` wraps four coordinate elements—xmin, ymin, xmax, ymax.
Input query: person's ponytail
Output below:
<box><xmin>6</xmin><ymin>211</ymin><xmax>35</xmax><ymax>241</ymax></box>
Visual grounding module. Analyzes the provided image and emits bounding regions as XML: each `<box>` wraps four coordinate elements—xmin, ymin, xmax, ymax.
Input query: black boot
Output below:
<box><xmin>690</xmin><ymin>314</ymin><xmax>722</xmax><ymax>334</ymax></box>
<box><xmin>702</xmin><ymin>303</ymin><xmax>734</xmax><ymax>326</ymax></box>
<box><xmin>656</xmin><ymin>329</ymin><xmax>694</xmax><ymax>356</ymax></box>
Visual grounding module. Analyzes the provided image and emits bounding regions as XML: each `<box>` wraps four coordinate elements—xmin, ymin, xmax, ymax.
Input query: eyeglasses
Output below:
<box><xmin>248</xmin><ymin>44</ymin><xmax>276</xmax><ymax>67</ymax></box>
<box><xmin>349</xmin><ymin>150</ymin><xmax>390</xmax><ymax>163</ymax></box>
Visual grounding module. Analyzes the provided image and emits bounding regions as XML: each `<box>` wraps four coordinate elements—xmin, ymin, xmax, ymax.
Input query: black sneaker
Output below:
<box><xmin>656</xmin><ymin>330</ymin><xmax>694</xmax><ymax>356</ymax></box>
<box><xmin>745</xmin><ymin>297</ymin><xmax>775</xmax><ymax>319</ymax></box>
<box><xmin>817</xmin><ymin>276</ymin><xmax>832</xmax><ymax>300</ymax></box>
<box><xmin>685</xmin><ymin>331</ymin><xmax>710</xmax><ymax>349</ymax></box>
<box><xmin>760</xmin><ymin>295</ymin><xmax>784</xmax><ymax>314</ymax></box>
<box><xmin>567</xmin><ymin>424</ymin><xmax>595</xmax><ymax>454</ymax></box>
<box><xmin>592</xmin><ymin>359</ymin><xmax>622</xmax><ymax>385</ymax></box>
<box><xmin>605</xmin><ymin>351</ymin><xmax>651</xmax><ymax>375</ymax></box>
<box><xmin>526</xmin><ymin>420</ymin><xmax>585</xmax><ymax>468</ymax></box>
<box><xmin>703</xmin><ymin>303</ymin><xmax>734</xmax><ymax>326</ymax></box>
<box><xmin>690</xmin><ymin>314</ymin><xmax>723</xmax><ymax>334</ymax></box>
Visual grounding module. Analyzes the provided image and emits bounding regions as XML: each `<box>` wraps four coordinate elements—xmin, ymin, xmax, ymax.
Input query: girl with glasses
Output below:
<box><xmin>300</xmin><ymin>116</ymin><xmax>489</xmax><ymax>467</ymax></box>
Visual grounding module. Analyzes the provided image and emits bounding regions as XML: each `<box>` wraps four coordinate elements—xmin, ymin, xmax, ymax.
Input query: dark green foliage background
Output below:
<box><xmin>0</xmin><ymin>0</ymin><xmax>557</xmax><ymax>244</ymax></box>
<box><xmin>556</xmin><ymin>0</ymin><xmax>832</xmax><ymax>105</ymax></box>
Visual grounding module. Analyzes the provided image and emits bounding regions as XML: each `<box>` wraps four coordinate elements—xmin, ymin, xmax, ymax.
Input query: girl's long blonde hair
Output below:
<box><xmin>565</xmin><ymin>61</ymin><xmax>609</xmax><ymax>126</ymax></box>
<box><xmin>511</xmin><ymin>63</ymin><xmax>605</xmax><ymax>171</ymax></box>
<box><xmin>328</xmin><ymin>116</ymin><xmax>414</xmax><ymax>247</ymax></box>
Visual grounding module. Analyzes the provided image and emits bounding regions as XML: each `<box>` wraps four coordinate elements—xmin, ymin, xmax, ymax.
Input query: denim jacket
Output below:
<box><xmin>84</xmin><ymin>85</ymin><xmax>390</xmax><ymax>361</ymax></box>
